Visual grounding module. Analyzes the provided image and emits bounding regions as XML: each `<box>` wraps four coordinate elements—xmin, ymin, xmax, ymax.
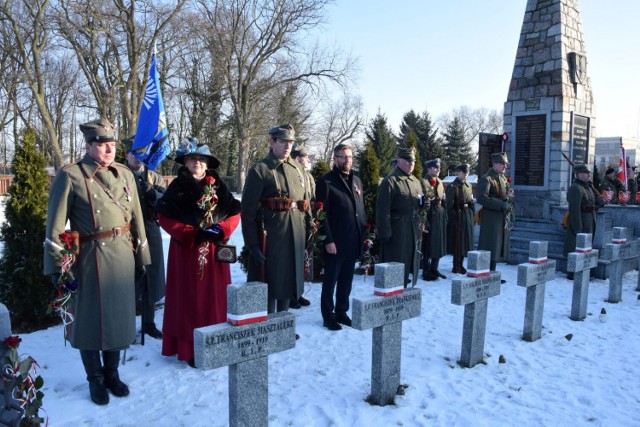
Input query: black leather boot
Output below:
<box><xmin>80</xmin><ymin>350</ymin><xmax>109</xmax><ymax>405</ymax></box>
<box><xmin>102</xmin><ymin>351</ymin><xmax>130</xmax><ymax>397</ymax></box>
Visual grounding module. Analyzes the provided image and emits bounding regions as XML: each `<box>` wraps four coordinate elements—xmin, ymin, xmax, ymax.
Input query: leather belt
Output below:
<box><xmin>261</xmin><ymin>197</ymin><xmax>309</xmax><ymax>212</ymax></box>
<box><xmin>80</xmin><ymin>223</ymin><xmax>131</xmax><ymax>243</ymax></box>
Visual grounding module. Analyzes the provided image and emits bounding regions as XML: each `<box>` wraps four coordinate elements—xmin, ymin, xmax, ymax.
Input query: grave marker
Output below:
<box><xmin>566</xmin><ymin>233</ymin><xmax>599</xmax><ymax>321</ymax></box>
<box><xmin>451</xmin><ymin>251</ymin><xmax>501</xmax><ymax>368</ymax></box>
<box><xmin>194</xmin><ymin>282</ymin><xmax>296</xmax><ymax>427</ymax></box>
<box><xmin>352</xmin><ymin>262</ymin><xmax>421</xmax><ymax>406</ymax></box>
<box><xmin>601</xmin><ymin>227</ymin><xmax>640</xmax><ymax>303</ymax></box>
<box><xmin>517</xmin><ymin>241</ymin><xmax>556</xmax><ymax>342</ymax></box>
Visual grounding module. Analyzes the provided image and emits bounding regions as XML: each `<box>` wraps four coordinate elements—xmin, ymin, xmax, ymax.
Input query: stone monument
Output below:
<box><xmin>351</xmin><ymin>262</ymin><xmax>421</xmax><ymax>406</ymax></box>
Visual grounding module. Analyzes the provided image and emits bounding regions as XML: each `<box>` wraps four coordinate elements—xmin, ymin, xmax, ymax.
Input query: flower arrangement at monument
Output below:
<box><xmin>505</xmin><ymin>177</ymin><xmax>515</xmax><ymax>230</ymax></box>
<box><xmin>47</xmin><ymin>231</ymin><xmax>79</xmax><ymax>334</ymax></box>
<box><xmin>2</xmin><ymin>335</ymin><xmax>45</xmax><ymax>426</ymax></box>
<box><xmin>304</xmin><ymin>201</ymin><xmax>326</xmax><ymax>280</ymax></box>
<box><xmin>197</xmin><ymin>175</ymin><xmax>219</xmax><ymax>278</ymax></box>
<box><xmin>358</xmin><ymin>224</ymin><xmax>378</xmax><ymax>282</ymax></box>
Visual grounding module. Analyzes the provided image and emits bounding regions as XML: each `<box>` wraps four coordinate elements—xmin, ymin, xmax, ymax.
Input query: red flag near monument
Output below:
<box><xmin>617</xmin><ymin>144</ymin><xmax>628</xmax><ymax>191</ymax></box>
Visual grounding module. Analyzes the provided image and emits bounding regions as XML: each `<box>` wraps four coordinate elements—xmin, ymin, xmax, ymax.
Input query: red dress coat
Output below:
<box><xmin>157</xmin><ymin>167</ymin><xmax>241</xmax><ymax>361</ymax></box>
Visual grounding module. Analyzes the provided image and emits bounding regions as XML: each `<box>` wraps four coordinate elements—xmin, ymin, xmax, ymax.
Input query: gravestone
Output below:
<box><xmin>517</xmin><ymin>241</ymin><xmax>556</xmax><ymax>342</ymax></box>
<box><xmin>351</xmin><ymin>262</ymin><xmax>421</xmax><ymax>406</ymax></box>
<box><xmin>566</xmin><ymin>233</ymin><xmax>599</xmax><ymax>321</ymax></box>
<box><xmin>0</xmin><ymin>303</ymin><xmax>24</xmax><ymax>427</ymax></box>
<box><xmin>601</xmin><ymin>227</ymin><xmax>640</xmax><ymax>303</ymax></box>
<box><xmin>451</xmin><ymin>251</ymin><xmax>501</xmax><ymax>368</ymax></box>
<box><xmin>193</xmin><ymin>282</ymin><xmax>296</xmax><ymax>427</ymax></box>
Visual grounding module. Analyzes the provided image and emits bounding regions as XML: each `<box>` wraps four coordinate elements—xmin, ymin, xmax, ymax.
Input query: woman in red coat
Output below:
<box><xmin>156</xmin><ymin>140</ymin><xmax>241</xmax><ymax>366</ymax></box>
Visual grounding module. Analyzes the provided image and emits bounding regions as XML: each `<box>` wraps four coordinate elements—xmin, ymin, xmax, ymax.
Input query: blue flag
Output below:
<box><xmin>132</xmin><ymin>55</ymin><xmax>170</xmax><ymax>170</ymax></box>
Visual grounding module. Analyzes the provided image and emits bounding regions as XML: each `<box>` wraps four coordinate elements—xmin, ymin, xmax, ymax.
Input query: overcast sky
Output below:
<box><xmin>318</xmin><ymin>0</ymin><xmax>640</xmax><ymax>139</ymax></box>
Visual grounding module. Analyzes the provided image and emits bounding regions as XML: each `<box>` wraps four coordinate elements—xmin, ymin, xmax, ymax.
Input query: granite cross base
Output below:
<box><xmin>194</xmin><ymin>282</ymin><xmax>296</xmax><ymax>427</ymax></box>
<box><xmin>352</xmin><ymin>262</ymin><xmax>421</xmax><ymax>406</ymax></box>
<box><xmin>601</xmin><ymin>228</ymin><xmax>640</xmax><ymax>304</ymax></box>
<box><xmin>517</xmin><ymin>241</ymin><xmax>556</xmax><ymax>342</ymax></box>
<box><xmin>451</xmin><ymin>251</ymin><xmax>501</xmax><ymax>368</ymax></box>
<box><xmin>566</xmin><ymin>233</ymin><xmax>599</xmax><ymax>321</ymax></box>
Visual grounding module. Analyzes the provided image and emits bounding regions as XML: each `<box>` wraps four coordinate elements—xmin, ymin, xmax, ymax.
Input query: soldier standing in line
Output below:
<box><xmin>421</xmin><ymin>158</ymin><xmax>447</xmax><ymax>281</ymax></box>
<box><xmin>44</xmin><ymin>118</ymin><xmax>150</xmax><ymax>405</ymax></box>
<box><xmin>123</xmin><ymin>137</ymin><xmax>166</xmax><ymax>339</ymax></box>
<box><xmin>600</xmin><ymin>167</ymin><xmax>623</xmax><ymax>204</ymax></box>
<box><xmin>477</xmin><ymin>152</ymin><xmax>512</xmax><ymax>275</ymax></box>
<box><xmin>241</xmin><ymin>124</ymin><xmax>311</xmax><ymax>326</ymax></box>
<box><xmin>376</xmin><ymin>147</ymin><xmax>424</xmax><ymax>287</ymax></box>
<box><xmin>445</xmin><ymin>163</ymin><xmax>475</xmax><ymax>275</ymax></box>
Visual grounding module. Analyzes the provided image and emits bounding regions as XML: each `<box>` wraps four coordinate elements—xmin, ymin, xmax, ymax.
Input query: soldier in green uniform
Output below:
<box><xmin>421</xmin><ymin>158</ymin><xmax>447</xmax><ymax>281</ymax></box>
<box><xmin>477</xmin><ymin>152</ymin><xmax>512</xmax><ymax>273</ymax></box>
<box><xmin>446</xmin><ymin>163</ymin><xmax>475</xmax><ymax>274</ymax></box>
<box><xmin>44</xmin><ymin>118</ymin><xmax>150</xmax><ymax>405</ymax></box>
<box><xmin>123</xmin><ymin>137</ymin><xmax>166</xmax><ymax>339</ymax></box>
<box><xmin>241</xmin><ymin>124</ymin><xmax>311</xmax><ymax>318</ymax></box>
<box><xmin>601</xmin><ymin>167</ymin><xmax>623</xmax><ymax>204</ymax></box>
<box><xmin>563</xmin><ymin>164</ymin><xmax>604</xmax><ymax>279</ymax></box>
<box><xmin>376</xmin><ymin>147</ymin><xmax>424</xmax><ymax>287</ymax></box>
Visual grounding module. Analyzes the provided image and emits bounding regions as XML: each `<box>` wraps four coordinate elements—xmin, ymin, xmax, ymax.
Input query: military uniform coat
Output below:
<box><xmin>376</xmin><ymin>167</ymin><xmax>423</xmax><ymax>286</ymax></box>
<box><xmin>156</xmin><ymin>167</ymin><xmax>241</xmax><ymax>361</ymax></box>
<box><xmin>477</xmin><ymin>168</ymin><xmax>511</xmax><ymax>263</ymax></box>
<box><xmin>422</xmin><ymin>176</ymin><xmax>447</xmax><ymax>258</ymax></box>
<box><xmin>563</xmin><ymin>179</ymin><xmax>597</xmax><ymax>256</ymax></box>
<box><xmin>44</xmin><ymin>154</ymin><xmax>150</xmax><ymax>351</ymax></box>
<box><xmin>241</xmin><ymin>151</ymin><xmax>310</xmax><ymax>301</ymax></box>
<box><xmin>601</xmin><ymin>176</ymin><xmax>623</xmax><ymax>204</ymax></box>
<box><xmin>445</xmin><ymin>177</ymin><xmax>475</xmax><ymax>257</ymax></box>
<box><xmin>132</xmin><ymin>167</ymin><xmax>166</xmax><ymax>303</ymax></box>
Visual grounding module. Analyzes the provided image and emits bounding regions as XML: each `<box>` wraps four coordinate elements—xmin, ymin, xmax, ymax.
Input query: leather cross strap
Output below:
<box><xmin>80</xmin><ymin>223</ymin><xmax>131</xmax><ymax>243</ymax></box>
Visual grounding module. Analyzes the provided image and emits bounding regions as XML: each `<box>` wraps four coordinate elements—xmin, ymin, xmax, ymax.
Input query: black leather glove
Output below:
<box><xmin>139</xmin><ymin>179</ymin><xmax>157</xmax><ymax>201</ymax></box>
<box><xmin>197</xmin><ymin>224</ymin><xmax>225</xmax><ymax>243</ymax></box>
<box><xmin>249</xmin><ymin>245</ymin><xmax>266</xmax><ymax>265</ymax></box>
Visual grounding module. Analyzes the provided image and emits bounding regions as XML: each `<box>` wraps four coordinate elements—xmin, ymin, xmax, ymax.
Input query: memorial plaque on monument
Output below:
<box><xmin>570</xmin><ymin>113</ymin><xmax>590</xmax><ymax>166</ymax></box>
<box><xmin>477</xmin><ymin>133</ymin><xmax>503</xmax><ymax>176</ymax></box>
<box><xmin>514</xmin><ymin>114</ymin><xmax>547</xmax><ymax>187</ymax></box>
<box><xmin>451</xmin><ymin>251</ymin><xmax>501</xmax><ymax>368</ymax></box>
<box><xmin>352</xmin><ymin>262</ymin><xmax>421</xmax><ymax>406</ymax></box>
<box><xmin>194</xmin><ymin>282</ymin><xmax>296</xmax><ymax>427</ymax></box>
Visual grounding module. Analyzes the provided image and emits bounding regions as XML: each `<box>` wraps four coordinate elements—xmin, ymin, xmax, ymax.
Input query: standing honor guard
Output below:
<box><xmin>421</xmin><ymin>158</ymin><xmax>447</xmax><ymax>281</ymax></box>
<box><xmin>445</xmin><ymin>163</ymin><xmax>475</xmax><ymax>274</ymax></box>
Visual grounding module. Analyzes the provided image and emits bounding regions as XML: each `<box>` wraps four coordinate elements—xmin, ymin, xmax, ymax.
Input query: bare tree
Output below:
<box><xmin>197</xmin><ymin>0</ymin><xmax>355</xmax><ymax>190</ymax></box>
<box><xmin>311</xmin><ymin>93</ymin><xmax>364</xmax><ymax>164</ymax></box>
<box><xmin>437</xmin><ymin>106</ymin><xmax>503</xmax><ymax>154</ymax></box>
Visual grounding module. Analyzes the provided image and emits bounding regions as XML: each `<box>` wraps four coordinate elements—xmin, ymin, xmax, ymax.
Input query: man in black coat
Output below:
<box><xmin>316</xmin><ymin>144</ymin><xmax>366</xmax><ymax>331</ymax></box>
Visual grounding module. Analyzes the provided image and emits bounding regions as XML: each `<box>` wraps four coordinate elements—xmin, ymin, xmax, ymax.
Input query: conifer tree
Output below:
<box><xmin>0</xmin><ymin>128</ymin><xmax>54</xmax><ymax>331</ymax></box>
<box><xmin>442</xmin><ymin>116</ymin><xmax>474</xmax><ymax>175</ymax></box>
<box><xmin>357</xmin><ymin>143</ymin><xmax>380</xmax><ymax>225</ymax></box>
<box><xmin>399</xmin><ymin>109</ymin><xmax>444</xmax><ymax>167</ymax></box>
<box><xmin>365</xmin><ymin>113</ymin><xmax>396</xmax><ymax>178</ymax></box>
<box><xmin>311</xmin><ymin>159</ymin><xmax>330</xmax><ymax>183</ymax></box>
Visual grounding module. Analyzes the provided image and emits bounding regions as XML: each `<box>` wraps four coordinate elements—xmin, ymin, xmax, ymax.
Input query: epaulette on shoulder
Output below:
<box><xmin>61</xmin><ymin>162</ymin><xmax>80</xmax><ymax>171</ymax></box>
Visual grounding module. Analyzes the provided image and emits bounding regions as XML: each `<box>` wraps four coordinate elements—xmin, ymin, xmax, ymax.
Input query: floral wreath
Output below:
<box><xmin>46</xmin><ymin>231</ymin><xmax>79</xmax><ymax>337</ymax></box>
<box><xmin>304</xmin><ymin>202</ymin><xmax>326</xmax><ymax>280</ymax></box>
<box><xmin>196</xmin><ymin>175</ymin><xmax>219</xmax><ymax>278</ymax></box>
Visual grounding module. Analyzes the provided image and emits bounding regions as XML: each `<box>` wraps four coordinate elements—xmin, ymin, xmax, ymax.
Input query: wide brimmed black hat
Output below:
<box><xmin>175</xmin><ymin>138</ymin><xmax>220</xmax><ymax>169</ymax></box>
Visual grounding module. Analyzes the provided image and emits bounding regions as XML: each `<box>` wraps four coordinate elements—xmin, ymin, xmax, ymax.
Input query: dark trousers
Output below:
<box><xmin>321</xmin><ymin>253</ymin><xmax>357</xmax><ymax>321</ymax></box>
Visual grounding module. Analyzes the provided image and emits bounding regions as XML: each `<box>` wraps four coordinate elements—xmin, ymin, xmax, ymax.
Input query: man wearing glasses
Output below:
<box><xmin>316</xmin><ymin>144</ymin><xmax>366</xmax><ymax>330</ymax></box>
<box><xmin>241</xmin><ymin>124</ymin><xmax>311</xmax><ymax>323</ymax></box>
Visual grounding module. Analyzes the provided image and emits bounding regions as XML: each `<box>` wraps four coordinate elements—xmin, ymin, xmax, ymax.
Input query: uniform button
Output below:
<box><xmin>96</xmin><ymin>209</ymin><xmax>101</xmax><ymax>214</ymax></box>
<box><xmin>101</xmin><ymin>242</ymin><xmax>105</xmax><ymax>246</ymax></box>
<box><xmin>93</xmin><ymin>194</ymin><xmax>97</xmax><ymax>198</ymax></box>
<box><xmin>98</xmin><ymin>227</ymin><xmax>104</xmax><ymax>231</ymax></box>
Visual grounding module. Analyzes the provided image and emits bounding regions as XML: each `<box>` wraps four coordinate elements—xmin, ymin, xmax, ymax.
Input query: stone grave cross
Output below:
<box><xmin>516</xmin><ymin>241</ymin><xmax>556</xmax><ymax>342</ymax></box>
<box><xmin>602</xmin><ymin>227</ymin><xmax>640</xmax><ymax>303</ymax></box>
<box><xmin>193</xmin><ymin>282</ymin><xmax>296</xmax><ymax>427</ymax></box>
<box><xmin>451</xmin><ymin>250</ymin><xmax>501</xmax><ymax>368</ymax></box>
<box><xmin>566</xmin><ymin>233</ymin><xmax>599</xmax><ymax>321</ymax></box>
<box><xmin>351</xmin><ymin>262</ymin><xmax>422</xmax><ymax>406</ymax></box>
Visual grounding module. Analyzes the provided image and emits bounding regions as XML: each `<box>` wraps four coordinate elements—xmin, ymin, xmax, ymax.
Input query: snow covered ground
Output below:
<box><xmin>11</xmin><ymin>200</ymin><xmax>640</xmax><ymax>426</ymax></box>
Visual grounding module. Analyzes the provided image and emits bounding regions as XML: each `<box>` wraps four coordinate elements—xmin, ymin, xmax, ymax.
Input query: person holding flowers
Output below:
<box><xmin>44</xmin><ymin>118</ymin><xmax>150</xmax><ymax>405</ymax></box>
<box><xmin>315</xmin><ymin>144</ymin><xmax>366</xmax><ymax>331</ymax></box>
<box><xmin>156</xmin><ymin>139</ymin><xmax>241</xmax><ymax>367</ymax></box>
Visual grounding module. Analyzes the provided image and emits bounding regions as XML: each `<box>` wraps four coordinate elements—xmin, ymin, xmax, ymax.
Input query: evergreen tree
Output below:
<box><xmin>357</xmin><ymin>143</ymin><xmax>380</xmax><ymax>225</ymax></box>
<box><xmin>0</xmin><ymin>128</ymin><xmax>54</xmax><ymax>331</ymax></box>
<box><xmin>399</xmin><ymin>109</ymin><xmax>444</xmax><ymax>167</ymax></box>
<box><xmin>442</xmin><ymin>116</ymin><xmax>474</xmax><ymax>175</ymax></box>
<box><xmin>311</xmin><ymin>159</ymin><xmax>330</xmax><ymax>183</ymax></box>
<box><xmin>402</xmin><ymin>128</ymin><xmax>422</xmax><ymax>179</ymax></box>
<box><xmin>365</xmin><ymin>112</ymin><xmax>397</xmax><ymax>178</ymax></box>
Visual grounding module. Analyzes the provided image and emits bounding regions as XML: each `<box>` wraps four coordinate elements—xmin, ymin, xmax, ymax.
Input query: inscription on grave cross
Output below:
<box><xmin>602</xmin><ymin>227</ymin><xmax>640</xmax><ymax>303</ymax></box>
<box><xmin>566</xmin><ymin>233</ymin><xmax>599</xmax><ymax>321</ymax></box>
<box><xmin>451</xmin><ymin>251</ymin><xmax>501</xmax><ymax>368</ymax></box>
<box><xmin>194</xmin><ymin>282</ymin><xmax>296</xmax><ymax>427</ymax></box>
<box><xmin>517</xmin><ymin>241</ymin><xmax>556</xmax><ymax>342</ymax></box>
<box><xmin>352</xmin><ymin>262</ymin><xmax>421</xmax><ymax>406</ymax></box>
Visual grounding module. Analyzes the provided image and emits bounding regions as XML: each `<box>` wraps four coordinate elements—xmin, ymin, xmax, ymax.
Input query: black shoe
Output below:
<box><xmin>103</xmin><ymin>370</ymin><xmax>130</xmax><ymax>397</ymax></box>
<box><xmin>566</xmin><ymin>273</ymin><xmax>574</xmax><ymax>281</ymax></box>
<box><xmin>187</xmin><ymin>358</ymin><xmax>196</xmax><ymax>368</ymax></box>
<box><xmin>295</xmin><ymin>334</ymin><xmax>300</xmax><ymax>340</ymax></box>
<box><xmin>435</xmin><ymin>270</ymin><xmax>447</xmax><ymax>279</ymax></box>
<box><xmin>289</xmin><ymin>300</ymin><xmax>301</xmax><ymax>309</ymax></box>
<box><xmin>422</xmin><ymin>270</ymin><xmax>429</xmax><ymax>280</ymax></box>
<box><xmin>323</xmin><ymin>319</ymin><xmax>342</xmax><ymax>331</ymax></box>
<box><xmin>500</xmin><ymin>280</ymin><xmax>507</xmax><ymax>284</ymax></box>
<box><xmin>88</xmin><ymin>377</ymin><xmax>109</xmax><ymax>405</ymax></box>
<box><xmin>143</xmin><ymin>323</ymin><xmax>163</xmax><ymax>339</ymax></box>
<box><xmin>298</xmin><ymin>296</ymin><xmax>311</xmax><ymax>306</ymax></box>
<box><xmin>335</xmin><ymin>313</ymin><xmax>352</xmax><ymax>327</ymax></box>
